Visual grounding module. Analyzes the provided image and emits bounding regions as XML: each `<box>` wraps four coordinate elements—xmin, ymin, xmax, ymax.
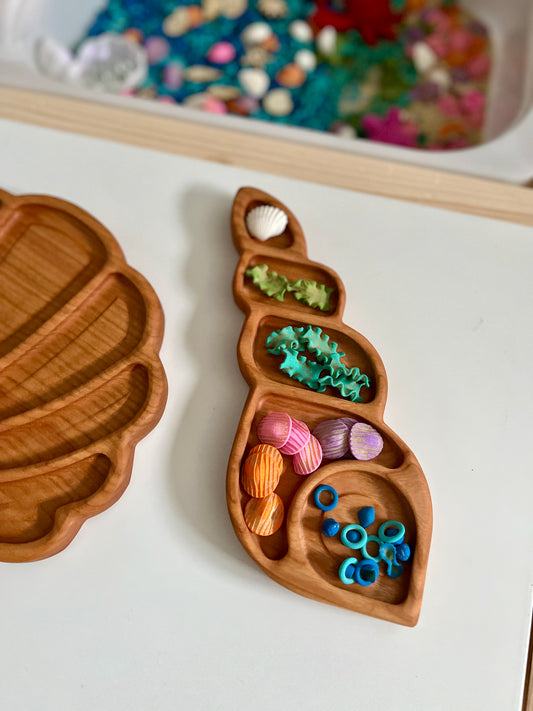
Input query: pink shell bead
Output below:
<box><xmin>293</xmin><ymin>435</ymin><xmax>322</xmax><ymax>475</ymax></box>
<box><xmin>257</xmin><ymin>411</ymin><xmax>292</xmax><ymax>449</ymax></box>
<box><xmin>280</xmin><ymin>418</ymin><xmax>310</xmax><ymax>455</ymax></box>
<box><xmin>207</xmin><ymin>41</ymin><xmax>236</xmax><ymax>64</ymax></box>
<box><xmin>349</xmin><ymin>422</ymin><xmax>384</xmax><ymax>461</ymax></box>
<box><xmin>312</xmin><ymin>419</ymin><xmax>349</xmax><ymax>460</ymax></box>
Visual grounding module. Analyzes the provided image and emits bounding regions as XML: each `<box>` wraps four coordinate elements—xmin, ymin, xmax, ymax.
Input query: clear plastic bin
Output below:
<box><xmin>1</xmin><ymin>0</ymin><xmax>532</xmax><ymax>183</ymax></box>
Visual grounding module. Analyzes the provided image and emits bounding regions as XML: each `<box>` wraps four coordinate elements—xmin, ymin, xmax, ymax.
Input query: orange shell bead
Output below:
<box><xmin>244</xmin><ymin>492</ymin><xmax>285</xmax><ymax>536</ymax></box>
<box><xmin>241</xmin><ymin>444</ymin><xmax>283</xmax><ymax>497</ymax></box>
<box><xmin>276</xmin><ymin>63</ymin><xmax>306</xmax><ymax>88</ymax></box>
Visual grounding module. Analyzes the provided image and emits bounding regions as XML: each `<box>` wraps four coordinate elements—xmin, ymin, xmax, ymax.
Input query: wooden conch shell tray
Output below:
<box><xmin>227</xmin><ymin>187</ymin><xmax>432</xmax><ymax>626</ymax></box>
<box><xmin>0</xmin><ymin>190</ymin><xmax>167</xmax><ymax>562</ymax></box>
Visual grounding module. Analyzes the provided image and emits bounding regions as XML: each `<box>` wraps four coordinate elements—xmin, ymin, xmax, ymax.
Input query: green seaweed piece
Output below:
<box><xmin>290</xmin><ymin>279</ymin><xmax>334</xmax><ymax>311</ymax></box>
<box><xmin>245</xmin><ymin>264</ymin><xmax>289</xmax><ymax>301</ymax></box>
<box><xmin>300</xmin><ymin>325</ymin><xmax>345</xmax><ymax>365</ymax></box>
<box><xmin>245</xmin><ymin>263</ymin><xmax>334</xmax><ymax>312</ymax></box>
<box><xmin>265</xmin><ymin>325</ymin><xmax>371</xmax><ymax>401</ymax></box>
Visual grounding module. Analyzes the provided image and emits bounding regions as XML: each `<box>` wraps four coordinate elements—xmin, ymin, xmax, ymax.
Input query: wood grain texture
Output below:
<box><xmin>226</xmin><ymin>187</ymin><xmax>432</xmax><ymax>626</ymax></box>
<box><xmin>2</xmin><ymin>87</ymin><xmax>533</xmax><ymax>226</ymax></box>
<box><xmin>0</xmin><ymin>189</ymin><xmax>167</xmax><ymax>562</ymax></box>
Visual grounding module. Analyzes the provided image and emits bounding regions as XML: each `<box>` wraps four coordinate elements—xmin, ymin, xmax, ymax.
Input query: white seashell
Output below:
<box><xmin>257</xmin><ymin>0</ymin><xmax>288</xmax><ymax>18</ymax></box>
<box><xmin>245</xmin><ymin>204</ymin><xmax>288</xmax><ymax>240</ymax></box>
<box><xmin>316</xmin><ymin>26</ymin><xmax>337</xmax><ymax>56</ymax></box>
<box><xmin>238</xmin><ymin>68</ymin><xmax>270</xmax><ymax>98</ymax></box>
<box><xmin>202</xmin><ymin>0</ymin><xmax>221</xmax><ymax>21</ymax></box>
<box><xmin>411</xmin><ymin>42</ymin><xmax>438</xmax><ymax>74</ymax></box>
<box><xmin>262</xmin><ymin>87</ymin><xmax>293</xmax><ymax>117</ymax></box>
<box><xmin>289</xmin><ymin>20</ymin><xmax>313</xmax><ymax>44</ymax></box>
<box><xmin>240</xmin><ymin>47</ymin><xmax>271</xmax><ymax>67</ymax></box>
<box><xmin>294</xmin><ymin>48</ymin><xmax>317</xmax><ymax>74</ymax></box>
<box><xmin>185</xmin><ymin>64</ymin><xmax>222</xmax><ymax>82</ymax></box>
<box><xmin>183</xmin><ymin>92</ymin><xmax>210</xmax><ymax>109</ymax></box>
<box><xmin>34</xmin><ymin>36</ymin><xmax>74</xmax><ymax>80</ymax></box>
<box><xmin>207</xmin><ymin>84</ymin><xmax>241</xmax><ymax>100</ymax></box>
<box><xmin>428</xmin><ymin>67</ymin><xmax>451</xmax><ymax>89</ymax></box>
<box><xmin>240</xmin><ymin>22</ymin><xmax>272</xmax><ymax>46</ymax></box>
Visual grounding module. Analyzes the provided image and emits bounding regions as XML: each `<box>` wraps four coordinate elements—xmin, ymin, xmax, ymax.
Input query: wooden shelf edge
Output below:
<box><xmin>1</xmin><ymin>86</ymin><xmax>533</xmax><ymax>227</ymax></box>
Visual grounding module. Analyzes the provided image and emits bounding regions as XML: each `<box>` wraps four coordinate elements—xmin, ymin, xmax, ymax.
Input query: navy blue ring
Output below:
<box><xmin>313</xmin><ymin>485</ymin><xmax>338</xmax><ymax>511</ymax></box>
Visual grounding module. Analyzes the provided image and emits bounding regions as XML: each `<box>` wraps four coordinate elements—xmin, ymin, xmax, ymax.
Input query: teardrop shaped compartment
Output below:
<box><xmin>237</xmin><ymin>253</ymin><xmax>343</xmax><ymax>318</ymax></box>
<box><xmin>251</xmin><ymin>316</ymin><xmax>381</xmax><ymax>405</ymax></box>
<box><xmin>286</xmin><ymin>460</ymin><xmax>431</xmax><ymax>625</ymax></box>
<box><xmin>228</xmin><ymin>390</ymin><xmax>406</xmax><ymax>566</ymax></box>
<box><xmin>232</xmin><ymin>187</ymin><xmax>307</xmax><ymax>255</ymax></box>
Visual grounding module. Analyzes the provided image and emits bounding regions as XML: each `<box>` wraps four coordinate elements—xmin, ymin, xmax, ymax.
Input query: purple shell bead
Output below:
<box><xmin>163</xmin><ymin>62</ymin><xmax>183</xmax><ymax>90</ymax></box>
<box><xmin>280</xmin><ymin>417</ymin><xmax>310</xmax><ymax>455</ymax></box>
<box><xmin>257</xmin><ymin>412</ymin><xmax>292</xmax><ymax>449</ymax></box>
<box><xmin>349</xmin><ymin>422</ymin><xmax>384</xmax><ymax>461</ymax></box>
<box><xmin>338</xmin><ymin>417</ymin><xmax>357</xmax><ymax>429</ymax></box>
<box><xmin>144</xmin><ymin>36</ymin><xmax>170</xmax><ymax>64</ymax></box>
<box><xmin>293</xmin><ymin>434</ymin><xmax>322</xmax><ymax>475</ymax></box>
<box><xmin>312</xmin><ymin>419</ymin><xmax>349</xmax><ymax>460</ymax></box>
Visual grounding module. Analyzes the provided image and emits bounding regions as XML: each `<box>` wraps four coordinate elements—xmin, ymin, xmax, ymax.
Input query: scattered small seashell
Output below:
<box><xmin>185</xmin><ymin>64</ymin><xmax>222</xmax><ymax>83</ymax></box>
<box><xmin>144</xmin><ymin>35</ymin><xmax>170</xmax><ymax>64</ymax></box>
<box><xmin>260</xmin><ymin>35</ymin><xmax>281</xmax><ymax>53</ymax></box>
<box><xmin>245</xmin><ymin>203</ymin><xmax>288</xmax><ymax>240</ymax></box>
<box><xmin>202</xmin><ymin>0</ymin><xmax>221</xmax><ymax>20</ymax></box>
<box><xmin>238</xmin><ymin>67</ymin><xmax>270</xmax><ymax>98</ymax></box>
<box><xmin>349</xmin><ymin>422</ymin><xmax>384</xmax><ymax>461</ymax></box>
<box><xmin>183</xmin><ymin>92</ymin><xmax>210</xmax><ymax>109</ymax></box>
<box><xmin>289</xmin><ymin>20</ymin><xmax>313</xmax><ymax>44</ymax></box>
<box><xmin>276</xmin><ymin>63</ymin><xmax>306</xmax><ymax>88</ymax></box>
<box><xmin>136</xmin><ymin>86</ymin><xmax>158</xmax><ymax>99</ymax></box>
<box><xmin>244</xmin><ymin>492</ymin><xmax>284</xmax><ymax>536</ymax></box>
<box><xmin>279</xmin><ymin>418</ymin><xmax>310</xmax><ymax>455</ymax></box>
<box><xmin>428</xmin><ymin>67</ymin><xmax>451</xmax><ymax>89</ymax></box>
<box><xmin>257</xmin><ymin>0</ymin><xmax>289</xmax><ymax>18</ymax></box>
<box><xmin>330</xmin><ymin>121</ymin><xmax>357</xmax><ymax>138</ymax></box>
<box><xmin>122</xmin><ymin>28</ymin><xmax>144</xmax><ymax>44</ymax></box>
<box><xmin>242</xmin><ymin>444</ymin><xmax>283</xmax><ymax>497</ymax></box>
<box><xmin>162</xmin><ymin>62</ymin><xmax>184</xmax><ymax>90</ymax></box>
<box><xmin>293</xmin><ymin>435</ymin><xmax>322</xmax><ymax>475</ymax></box>
<box><xmin>240</xmin><ymin>47</ymin><xmax>271</xmax><ymax>68</ymax></box>
<box><xmin>227</xmin><ymin>95</ymin><xmax>260</xmax><ymax>115</ymax></box>
<box><xmin>263</xmin><ymin>87</ymin><xmax>294</xmax><ymax>117</ymax></box>
<box><xmin>411</xmin><ymin>41</ymin><xmax>438</xmax><ymax>74</ymax></box>
<box><xmin>221</xmin><ymin>0</ymin><xmax>248</xmax><ymax>19</ymax></box>
<box><xmin>312</xmin><ymin>419</ymin><xmax>349</xmax><ymax>460</ymax></box>
<box><xmin>294</xmin><ymin>48</ymin><xmax>317</xmax><ymax>74</ymax></box>
<box><xmin>207</xmin><ymin>84</ymin><xmax>241</xmax><ymax>100</ymax></box>
<box><xmin>207</xmin><ymin>41</ymin><xmax>236</xmax><ymax>64</ymax></box>
<box><xmin>203</xmin><ymin>95</ymin><xmax>228</xmax><ymax>114</ymax></box>
<box><xmin>163</xmin><ymin>8</ymin><xmax>191</xmax><ymax>37</ymax></box>
<box><xmin>316</xmin><ymin>26</ymin><xmax>337</xmax><ymax>56</ymax></box>
<box><xmin>188</xmin><ymin>5</ymin><xmax>205</xmax><ymax>27</ymax></box>
<box><xmin>258</xmin><ymin>412</ymin><xmax>292</xmax><ymax>449</ymax></box>
<box><xmin>240</xmin><ymin>22</ymin><xmax>272</xmax><ymax>47</ymax></box>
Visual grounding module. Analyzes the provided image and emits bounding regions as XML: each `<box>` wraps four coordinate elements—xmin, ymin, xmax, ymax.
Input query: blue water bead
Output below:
<box><xmin>395</xmin><ymin>542</ymin><xmax>411</xmax><ymax>562</ymax></box>
<box><xmin>322</xmin><ymin>518</ymin><xmax>340</xmax><ymax>537</ymax></box>
<box><xmin>358</xmin><ymin>506</ymin><xmax>375</xmax><ymax>528</ymax></box>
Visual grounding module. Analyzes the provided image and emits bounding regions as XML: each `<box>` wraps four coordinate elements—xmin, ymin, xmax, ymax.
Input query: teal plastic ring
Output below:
<box><xmin>378</xmin><ymin>521</ymin><xmax>405</xmax><ymax>544</ymax></box>
<box><xmin>340</xmin><ymin>524</ymin><xmax>367</xmax><ymax>550</ymax></box>
<box><xmin>361</xmin><ymin>535</ymin><xmax>383</xmax><ymax>562</ymax></box>
<box><xmin>314</xmin><ymin>485</ymin><xmax>338</xmax><ymax>512</ymax></box>
<box><xmin>339</xmin><ymin>557</ymin><xmax>358</xmax><ymax>585</ymax></box>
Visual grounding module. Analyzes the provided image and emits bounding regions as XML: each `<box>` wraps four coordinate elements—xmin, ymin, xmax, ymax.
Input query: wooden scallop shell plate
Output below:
<box><xmin>0</xmin><ymin>190</ymin><xmax>167</xmax><ymax>562</ymax></box>
<box><xmin>227</xmin><ymin>187</ymin><xmax>432</xmax><ymax>626</ymax></box>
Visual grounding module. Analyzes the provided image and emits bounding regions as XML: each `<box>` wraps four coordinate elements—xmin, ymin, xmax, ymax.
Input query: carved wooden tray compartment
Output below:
<box><xmin>227</xmin><ymin>187</ymin><xmax>432</xmax><ymax>626</ymax></box>
<box><xmin>0</xmin><ymin>190</ymin><xmax>167</xmax><ymax>562</ymax></box>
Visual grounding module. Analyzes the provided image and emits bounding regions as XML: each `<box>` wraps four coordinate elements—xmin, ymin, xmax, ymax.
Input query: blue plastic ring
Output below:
<box><xmin>313</xmin><ymin>485</ymin><xmax>338</xmax><ymax>512</ymax></box>
<box><xmin>339</xmin><ymin>557</ymin><xmax>358</xmax><ymax>585</ymax></box>
<box><xmin>378</xmin><ymin>521</ymin><xmax>405</xmax><ymax>544</ymax></box>
<box><xmin>354</xmin><ymin>559</ymin><xmax>380</xmax><ymax>586</ymax></box>
<box><xmin>361</xmin><ymin>535</ymin><xmax>383</xmax><ymax>562</ymax></box>
<box><xmin>340</xmin><ymin>524</ymin><xmax>368</xmax><ymax>550</ymax></box>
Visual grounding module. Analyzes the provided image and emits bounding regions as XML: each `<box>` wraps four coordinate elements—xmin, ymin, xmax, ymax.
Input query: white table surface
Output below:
<box><xmin>1</xmin><ymin>118</ymin><xmax>532</xmax><ymax>711</ymax></box>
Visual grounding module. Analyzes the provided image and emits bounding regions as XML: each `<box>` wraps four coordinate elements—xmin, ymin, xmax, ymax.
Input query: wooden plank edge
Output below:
<box><xmin>1</xmin><ymin>86</ymin><xmax>533</xmax><ymax>226</ymax></box>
